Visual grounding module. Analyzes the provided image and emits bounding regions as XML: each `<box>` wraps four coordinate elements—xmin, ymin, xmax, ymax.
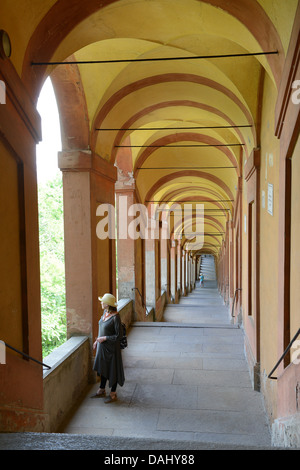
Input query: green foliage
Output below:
<box><xmin>38</xmin><ymin>173</ymin><xmax>67</xmax><ymax>357</ymax></box>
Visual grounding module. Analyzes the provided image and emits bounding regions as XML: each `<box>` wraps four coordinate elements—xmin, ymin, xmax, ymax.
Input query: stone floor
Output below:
<box><xmin>57</xmin><ymin>280</ymin><xmax>272</xmax><ymax>448</ymax></box>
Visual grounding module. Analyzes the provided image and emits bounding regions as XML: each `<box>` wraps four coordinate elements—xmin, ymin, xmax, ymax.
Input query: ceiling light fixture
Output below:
<box><xmin>0</xmin><ymin>30</ymin><xmax>11</xmax><ymax>59</ymax></box>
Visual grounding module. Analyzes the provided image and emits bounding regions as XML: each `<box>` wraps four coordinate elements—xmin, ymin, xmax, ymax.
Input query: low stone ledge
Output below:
<box><xmin>43</xmin><ymin>336</ymin><xmax>89</xmax><ymax>379</ymax></box>
<box><xmin>117</xmin><ymin>298</ymin><xmax>134</xmax><ymax>329</ymax></box>
<box><xmin>43</xmin><ymin>336</ymin><xmax>90</xmax><ymax>432</ymax></box>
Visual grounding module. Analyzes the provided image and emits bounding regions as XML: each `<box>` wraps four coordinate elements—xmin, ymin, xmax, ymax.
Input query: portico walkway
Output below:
<box><xmin>59</xmin><ymin>280</ymin><xmax>272</xmax><ymax>449</ymax></box>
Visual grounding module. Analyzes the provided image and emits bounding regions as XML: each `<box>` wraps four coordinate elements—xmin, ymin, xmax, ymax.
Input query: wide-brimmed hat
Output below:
<box><xmin>98</xmin><ymin>293</ymin><xmax>118</xmax><ymax>307</ymax></box>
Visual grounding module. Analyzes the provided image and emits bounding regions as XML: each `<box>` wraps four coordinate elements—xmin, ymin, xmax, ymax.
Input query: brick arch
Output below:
<box><xmin>172</xmin><ymin>216</ymin><xmax>225</xmax><ymax>237</ymax></box>
<box><xmin>111</xmin><ymin>100</ymin><xmax>251</xmax><ymax>163</ymax></box>
<box><xmin>195</xmin><ymin>247</ymin><xmax>219</xmax><ymax>255</ymax></box>
<box><xmin>162</xmin><ymin>195</ymin><xmax>230</xmax><ymax>220</ymax></box>
<box><xmin>92</xmin><ymin>73</ymin><xmax>255</xmax><ymax>153</ymax></box>
<box><xmin>50</xmin><ymin>56</ymin><xmax>90</xmax><ymax>151</ymax></box>
<box><xmin>158</xmin><ymin>192</ymin><xmax>232</xmax><ymax>224</ymax></box>
<box><xmin>159</xmin><ymin>188</ymin><xmax>228</xmax><ymax>233</ymax></box>
<box><xmin>183</xmin><ymin>233</ymin><xmax>222</xmax><ymax>247</ymax></box>
<box><xmin>157</xmin><ymin>195</ymin><xmax>230</xmax><ymax>216</ymax></box>
<box><xmin>159</xmin><ymin>185</ymin><xmax>233</xmax><ymax>208</ymax></box>
<box><xmin>145</xmin><ymin>170</ymin><xmax>234</xmax><ymax>204</ymax></box>
<box><xmin>22</xmin><ymin>0</ymin><xmax>284</xmax><ymax>99</ymax></box>
<box><xmin>134</xmin><ymin>132</ymin><xmax>240</xmax><ymax>178</ymax></box>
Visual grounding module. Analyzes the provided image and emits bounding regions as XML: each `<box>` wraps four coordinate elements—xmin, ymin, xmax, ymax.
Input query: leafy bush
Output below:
<box><xmin>38</xmin><ymin>174</ymin><xmax>67</xmax><ymax>357</ymax></box>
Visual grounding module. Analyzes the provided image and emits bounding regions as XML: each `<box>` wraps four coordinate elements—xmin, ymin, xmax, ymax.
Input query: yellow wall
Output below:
<box><xmin>290</xmin><ymin>135</ymin><xmax>300</xmax><ymax>342</ymax></box>
<box><xmin>258</xmin><ymin>73</ymin><xmax>281</xmax><ymax>418</ymax></box>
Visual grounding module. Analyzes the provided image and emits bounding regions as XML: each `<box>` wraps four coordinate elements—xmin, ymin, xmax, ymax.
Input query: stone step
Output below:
<box><xmin>0</xmin><ymin>432</ymin><xmax>280</xmax><ymax>451</ymax></box>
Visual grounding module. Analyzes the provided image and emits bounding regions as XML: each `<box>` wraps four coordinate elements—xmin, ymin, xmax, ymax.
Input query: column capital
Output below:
<box><xmin>58</xmin><ymin>150</ymin><xmax>117</xmax><ymax>182</ymax></box>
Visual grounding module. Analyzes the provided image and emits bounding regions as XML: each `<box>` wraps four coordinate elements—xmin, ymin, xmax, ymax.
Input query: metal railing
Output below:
<box><xmin>268</xmin><ymin>327</ymin><xmax>300</xmax><ymax>380</ymax></box>
<box><xmin>132</xmin><ymin>287</ymin><xmax>149</xmax><ymax>316</ymax></box>
<box><xmin>231</xmin><ymin>288</ymin><xmax>242</xmax><ymax>317</ymax></box>
<box><xmin>5</xmin><ymin>342</ymin><xmax>51</xmax><ymax>370</ymax></box>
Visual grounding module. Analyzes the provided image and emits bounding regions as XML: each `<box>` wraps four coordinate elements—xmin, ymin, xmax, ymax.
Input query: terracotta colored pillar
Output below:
<box><xmin>160</xmin><ymin>220</ymin><xmax>171</xmax><ymax>301</ymax></box>
<box><xmin>181</xmin><ymin>249</ymin><xmax>186</xmax><ymax>295</ymax></box>
<box><xmin>115</xmin><ymin>138</ymin><xmax>147</xmax><ymax>319</ymax></box>
<box><xmin>145</xmin><ymin>228</ymin><xmax>163</xmax><ymax>319</ymax></box>
<box><xmin>193</xmin><ymin>257</ymin><xmax>196</xmax><ymax>288</ymax></box>
<box><xmin>145</xmin><ymin>237</ymin><xmax>157</xmax><ymax>308</ymax></box>
<box><xmin>170</xmin><ymin>238</ymin><xmax>178</xmax><ymax>303</ymax></box>
<box><xmin>58</xmin><ymin>150</ymin><xmax>117</xmax><ymax>341</ymax></box>
<box><xmin>186</xmin><ymin>251</ymin><xmax>191</xmax><ymax>293</ymax></box>
<box><xmin>115</xmin><ymin>184</ymin><xmax>136</xmax><ymax>300</ymax></box>
<box><xmin>177</xmin><ymin>242</ymin><xmax>182</xmax><ymax>295</ymax></box>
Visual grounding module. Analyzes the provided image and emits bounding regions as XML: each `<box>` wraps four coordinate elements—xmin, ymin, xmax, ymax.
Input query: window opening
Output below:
<box><xmin>36</xmin><ymin>77</ymin><xmax>66</xmax><ymax>358</ymax></box>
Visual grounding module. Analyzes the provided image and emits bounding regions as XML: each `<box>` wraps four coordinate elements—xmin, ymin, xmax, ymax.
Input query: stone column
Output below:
<box><xmin>161</xmin><ymin>220</ymin><xmax>171</xmax><ymax>301</ymax></box>
<box><xmin>58</xmin><ymin>150</ymin><xmax>117</xmax><ymax>340</ymax></box>
<box><xmin>177</xmin><ymin>242</ymin><xmax>182</xmax><ymax>296</ymax></box>
<box><xmin>145</xmin><ymin>237</ymin><xmax>157</xmax><ymax>308</ymax></box>
<box><xmin>170</xmin><ymin>238</ymin><xmax>178</xmax><ymax>303</ymax></box>
<box><xmin>186</xmin><ymin>251</ymin><xmax>190</xmax><ymax>293</ymax></box>
<box><xmin>115</xmin><ymin>182</ymin><xmax>136</xmax><ymax>300</ymax></box>
<box><xmin>115</xmin><ymin>138</ymin><xmax>147</xmax><ymax>320</ymax></box>
<box><xmin>191</xmin><ymin>257</ymin><xmax>195</xmax><ymax>289</ymax></box>
<box><xmin>182</xmin><ymin>249</ymin><xmax>187</xmax><ymax>295</ymax></box>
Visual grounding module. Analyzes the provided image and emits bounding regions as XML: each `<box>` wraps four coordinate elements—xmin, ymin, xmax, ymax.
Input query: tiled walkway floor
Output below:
<box><xmin>61</xmin><ymin>281</ymin><xmax>271</xmax><ymax>447</ymax></box>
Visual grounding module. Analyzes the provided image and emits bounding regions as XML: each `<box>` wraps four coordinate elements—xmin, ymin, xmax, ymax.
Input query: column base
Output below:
<box><xmin>272</xmin><ymin>414</ymin><xmax>300</xmax><ymax>448</ymax></box>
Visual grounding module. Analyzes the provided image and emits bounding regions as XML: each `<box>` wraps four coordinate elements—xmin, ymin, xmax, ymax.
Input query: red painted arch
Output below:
<box><xmin>172</xmin><ymin>216</ymin><xmax>225</xmax><ymax>236</ymax></box>
<box><xmin>111</xmin><ymin>100</ymin><xmax>251</xmax><ymax>163</ymax></box>
<box><xmin>22</xmin><ymin>0</ymin><xmax>284</xmax><ymax>99</ymax></box>
<box><xmin>134</xmin><ymin>132</ymin><xmax>240</xmax><ymax>177</ymax></box>
<box><xmin>156</xmin><ymin>195</ymin><xmax>230</xmax><ymax>217</ymax></box>
<box><xmin>160</xmin><ymin>185</ymin><xmax>233</xmax><ymax>208</ymax></box>
<box><xmin>92</xmin><ymin>73</ymin><xmax>255</xmax><ymax>151</ymax></box>
<box><xmin>51</xmin><ymin>56</ymin><xmax>90</xmax><ymax>150</ymax></box>
<box><xmin>145</xmin><ymin>170</ymin><xmax>234</xmax><ymax>203</ymax></box>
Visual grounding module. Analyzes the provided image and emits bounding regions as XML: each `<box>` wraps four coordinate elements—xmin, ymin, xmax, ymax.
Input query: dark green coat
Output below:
<box><xmin>93</xmin><ymin>313</ymin><xmax>125</xmax><ymax>388</ymax></box>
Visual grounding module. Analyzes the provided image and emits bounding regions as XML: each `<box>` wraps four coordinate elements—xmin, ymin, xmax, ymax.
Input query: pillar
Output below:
<box><xmin>177</xmin><ymin>242</ymin><xmax>182</xmax><ymax>296</ymax></box>
<box><xmin>186</xmin><ymin>251</ymin><xmax>190</xmax><ymax>293</ymax></box>
<box><xmin>115</xmin><ymin>138</ymin><xmax>147</xmax><ymax>320</ymax></box>
<box><xmin>182</xmin><ymin>249</ymin><xmax>186</xmax><ymax>295</ymax></box>
<box><xmin>170</xmin><ymin>239</ymin><xmax>178</xmax><ymax>303</ymax></box>
<box><xmin>115</xmin><ymin>183</ymin><xmax>136</xmax><ymax>300</ymax></box>
<box><xmin>58</xmin><ymin>151</ymin><xmax>117</xmax><ymax>341</ymax></box>
<box><xmin>161</xmin><ymin>220</ymin><xmax>171</xmax><ymax>301</ymax></box>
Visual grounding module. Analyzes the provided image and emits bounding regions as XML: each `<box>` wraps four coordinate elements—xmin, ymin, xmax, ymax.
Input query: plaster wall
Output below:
<box><xmin>290</xmin><ymin>135</ymin><xmax>300</xmax><ymax>347</ymax></box>
<box><xmin>258</xmin><ymin>73</ymin><xmax>281</xmax><ymax>421</ymax></box>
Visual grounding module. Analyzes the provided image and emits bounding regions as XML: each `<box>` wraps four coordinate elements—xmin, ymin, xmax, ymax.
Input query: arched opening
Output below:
<box><xmin>36</xmin><ymin>77</ymin><xmax>66</xmax><ymax>357</ymax></box>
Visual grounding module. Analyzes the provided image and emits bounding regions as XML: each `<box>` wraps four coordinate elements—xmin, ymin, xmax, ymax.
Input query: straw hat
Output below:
<box><xmin>98</xmin><ymin>293</ymin><xmax>118</xmax><ymax>307</ymax></box>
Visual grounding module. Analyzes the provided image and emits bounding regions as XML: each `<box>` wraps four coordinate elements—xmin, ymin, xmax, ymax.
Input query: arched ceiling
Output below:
<box><xmin>1</xmin><ymin>0</ymin><xmax>298</xmax><ymax>257</ymax></box>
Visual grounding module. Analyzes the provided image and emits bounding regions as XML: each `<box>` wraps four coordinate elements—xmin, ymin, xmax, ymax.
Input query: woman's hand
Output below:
<box><xmin>93</xmin><ymin>336</ymin><xmax>106</xmax><ymax>349</ymax></box>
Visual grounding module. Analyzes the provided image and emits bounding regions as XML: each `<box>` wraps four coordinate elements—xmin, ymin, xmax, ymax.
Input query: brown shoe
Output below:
<box><xmin>104</xmin><ymin>393</ymin><xmax>117</xmax><ymax>403</ymax></box>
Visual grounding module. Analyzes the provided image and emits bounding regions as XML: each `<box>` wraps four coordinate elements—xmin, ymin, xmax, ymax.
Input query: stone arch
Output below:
<box><xmin>22</xmin><ymin>0</ymin><xmax>284</xmax><ymax>100</ymax></box>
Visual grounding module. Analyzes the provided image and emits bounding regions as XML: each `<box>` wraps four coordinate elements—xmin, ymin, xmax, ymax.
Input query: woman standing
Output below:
<box><xmin>91</xmin><ymin>293</ymin><xmax>125</xmax><ymax>403</ymax></box>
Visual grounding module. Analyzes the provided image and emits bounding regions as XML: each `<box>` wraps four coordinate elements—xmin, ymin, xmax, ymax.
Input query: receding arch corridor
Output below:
<box><xmin>1</xmin><ymin>1</ymin><xmax>300</xmax><ymax>449</ymax></box>
<box><xmin>60</xmin><ymin>272</ymin><xmax>271</xmax><ymax>449</ymax></box>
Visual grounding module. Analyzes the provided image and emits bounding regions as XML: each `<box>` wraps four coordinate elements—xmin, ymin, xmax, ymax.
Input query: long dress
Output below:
<box><xmin>93</xmin><ymin>312</ymin><xmax>125</xmax><ymax>388</ymax></box>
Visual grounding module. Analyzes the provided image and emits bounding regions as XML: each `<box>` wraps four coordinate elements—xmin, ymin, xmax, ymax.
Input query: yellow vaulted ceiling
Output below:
<box><xmin>1</xmin><ymin>0</ymin><xmax>298</xmax><ymax>255</ymax></box>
